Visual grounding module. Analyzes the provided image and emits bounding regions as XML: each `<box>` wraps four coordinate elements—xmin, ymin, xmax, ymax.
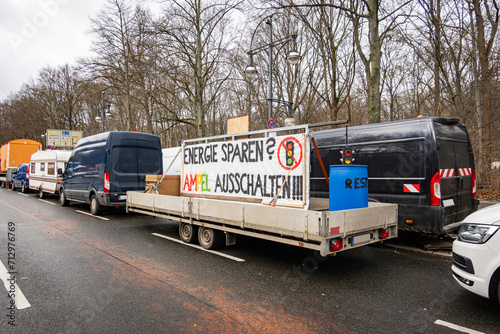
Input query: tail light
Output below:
<box><xmin>26</xmin><ymin>165</ymin><xmax>30</xmax><ymax>180</ymax></box>
<box><xmin>104</xmin><ymin>172</ymin><xmax>110</xmax><ymax>193</ymax></box>
<box><xmin>331</xmin><ymin>238</ymin><xmax>343</xmax><ymax>251</ymax></box>
<box><xmin>380</xmin><ymin>229</ymin><xmax>389</xmax><ymax>239</ymax></box>
<box><xmin>430</xmin><ymin>172</ymin><xmax>441</xmax><ymax>206</ymax></box>
<box><xmin>471</xmin><ymin>169</ymin><xmax>476</xmax><ymax>199</ymax></box>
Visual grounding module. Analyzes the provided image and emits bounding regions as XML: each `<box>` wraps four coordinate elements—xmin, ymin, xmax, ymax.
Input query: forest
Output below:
<box><xmin>0</xmin><ymin>0</ymin><xmax>498</xmax><ymax>196</ymax></box>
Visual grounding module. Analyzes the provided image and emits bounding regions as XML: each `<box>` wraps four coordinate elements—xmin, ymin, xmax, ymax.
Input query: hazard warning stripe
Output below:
<box><xmin>440</xmin><ymin>169</ymin><xmax>455</xmax><ymax>177</ymax></box>
<box><xmin>404</xmin><ymin>184</ymin><xmax>420</xmax><ymax>193</ymax></box>
<box><xmin>459</xmin><ymin>168</ymin><xmax>472</xmax><ymax>176</ymax></box>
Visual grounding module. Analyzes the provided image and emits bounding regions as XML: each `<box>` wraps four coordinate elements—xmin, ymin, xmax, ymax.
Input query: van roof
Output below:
<box><xmin>74</xmin><ymin>131</ymin><xmax>157</xmax><ymax>149</ymax></box>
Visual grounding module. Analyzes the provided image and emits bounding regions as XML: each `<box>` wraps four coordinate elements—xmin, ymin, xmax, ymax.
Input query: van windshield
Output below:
<box><xmin>112</xmin><ymin>146</ymin><xmax>161</xmax><ymax>174</ymax></box>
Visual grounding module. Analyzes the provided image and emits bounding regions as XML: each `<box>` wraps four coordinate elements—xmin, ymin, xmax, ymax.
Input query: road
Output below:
<box><xmin>0</xmin><ymin>188</ymin><xmax>498</xmax><ymax>333</ymax></box>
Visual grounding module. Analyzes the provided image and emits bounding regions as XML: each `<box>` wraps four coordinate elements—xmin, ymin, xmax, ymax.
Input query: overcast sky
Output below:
<box><xmin>0</xmin><ymin>0</ymin><xmax>130</xmax><ymax>101</ymax></box>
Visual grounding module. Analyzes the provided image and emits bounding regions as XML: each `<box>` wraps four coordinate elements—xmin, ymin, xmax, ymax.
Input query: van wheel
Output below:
<box><xmin>90</xmin><ymin>194</ymin><xmax>102</xmax><ymax>215</ymax></box>
<box><xmin>38</xmin><ymin>187</ymin><xmax>44</xmax><ymax>198</ymax></box>
<box><xmin>21</xmin><ymin>182</ymin><xmax>27</xmax><ymax>193</ymax></box>
<box><xmin>11</xmin><ymin>183</ymin><xmax>15</xmax><ymax>191</ymax></box>
<box><xmin>198</xmin><ymin>227</ymin><xmax>223</xmax><ymax>250</ymax></box>
<box><xmin>59</xmin><ymin>189</ymin><xmax>69</xmax><ymax>206</ymax></box>
<box><xmin>179</xmin><ymin>223</ymin><xmax>198</xmax><ymax>243</ymax></box>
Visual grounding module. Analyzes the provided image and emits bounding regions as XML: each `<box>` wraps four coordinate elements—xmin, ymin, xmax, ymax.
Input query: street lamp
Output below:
<box><xmin>95</xmin><ymin>92</ymin><xmax>112</xmax><ymax>132</ymax></box>
<box><xmin>244</xmin><ymin>14</ymin><xmax>301</xmax><ymax>127</ymax></box>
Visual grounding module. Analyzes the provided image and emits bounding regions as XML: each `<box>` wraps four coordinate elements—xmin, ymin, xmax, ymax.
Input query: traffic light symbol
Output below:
<box><xmin>286</xmin><ymin>141</ymin><xmax>294</xmax><ymax>167</ymax></box>
<box><xmin>341</xmin><ymin>147</ymin><xmax>353</xmax><ymax>164</ymax></box>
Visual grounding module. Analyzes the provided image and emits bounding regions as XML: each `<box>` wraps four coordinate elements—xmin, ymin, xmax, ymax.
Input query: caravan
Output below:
<box><xmin>29</xmin><ymin>150</ymin><xmax>72</xmax><ymax>198</ymax></box>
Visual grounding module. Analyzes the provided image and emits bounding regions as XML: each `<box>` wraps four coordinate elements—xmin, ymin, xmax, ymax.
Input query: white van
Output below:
<box><xmin>29</xmin><ymin>150</ymin><xmax>72</xmax><ymax>198</ymax></box>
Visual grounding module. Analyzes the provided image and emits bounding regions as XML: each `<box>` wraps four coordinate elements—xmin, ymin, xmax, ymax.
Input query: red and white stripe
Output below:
<box><xmin>459</xmin><ymin>168</ymin><xmax>472</xmax><ymax>176</ymax></box>
<box><xmin>440</xmin><ymin>169</ymin><xmax>455</xmax><ymax>177</ymax></box>
<box><xmin>404</xmin><ymin>184</ymin><xmax>420</xmax><ymax>193</ymax></box>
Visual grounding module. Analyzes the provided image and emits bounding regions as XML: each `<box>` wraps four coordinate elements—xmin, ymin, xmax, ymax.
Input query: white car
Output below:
<box><xmin>452</xmin><ymin>203</ymin><xmax>500</xmax><ymax>304</ymax></box>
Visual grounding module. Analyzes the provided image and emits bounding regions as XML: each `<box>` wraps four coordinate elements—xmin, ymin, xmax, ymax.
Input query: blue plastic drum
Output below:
<box><xmin>329</xmin><ymin>165</ymin><xmax>368</xmax><ymax>211</ymax></box>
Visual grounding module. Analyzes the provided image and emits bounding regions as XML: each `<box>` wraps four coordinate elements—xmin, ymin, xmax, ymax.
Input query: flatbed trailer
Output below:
<box><xmin>126</xmin><ymin>123</ymin><xmax>398</xmax><ymax>256</ymax></box>
<box><xmin>127</xmin><ymin>191</ymin><xmax>397</xmax><ymax>256</ymax></box>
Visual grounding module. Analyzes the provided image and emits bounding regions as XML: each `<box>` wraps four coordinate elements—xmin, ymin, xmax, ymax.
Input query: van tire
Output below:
<box><xmin>179</xmin><ymin>223</ymin><xmax>198</xmax><ymax>243</ymax></box>
<box><xmin>38</xmin><ymin>187</ymin><xmax>44</xmax><ymax>198</ymax></box>
<box><xmin>59</xmin><ymin>189</ymin><xmax>69</xmax><ymax>206</ymax></box>
<box><xmin>11</xmin><ymin>183</ymin><xmax>15</xmax><ymax>191</ymax></box>
<box><xmin>21</xmin><ymin>182</ymin><xmax>27</xmax><ymax>193</ymax></box>
<box><xmin>90</xmin><ymin>194</ymin><xmax>102</xmax><ymax>216</ymax></box>
<box><xmin>198</xmin><ymin>227</ymin><xmax>223</xmax><ymax>250</ymax></box>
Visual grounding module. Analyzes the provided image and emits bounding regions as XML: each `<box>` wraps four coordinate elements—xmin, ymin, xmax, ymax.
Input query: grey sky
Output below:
<box><xmin>0</xmin><ymin>0</ymin><xmax>109</xmax><ymax>101</ymax></box>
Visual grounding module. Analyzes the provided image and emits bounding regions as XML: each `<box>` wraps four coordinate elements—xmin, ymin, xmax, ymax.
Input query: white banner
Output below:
<box><xmin>181</xmin><ymin>134</ymin><xmax>306</xmax><ymax>206</ymax></box>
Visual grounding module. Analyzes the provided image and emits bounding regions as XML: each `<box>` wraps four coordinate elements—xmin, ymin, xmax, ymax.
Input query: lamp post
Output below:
<box><xmin>95</xmin><ymin>92</ymin><xmax>112</xmax><ymax>132</ymax></box>
<box><xmin>245</xmin><ymin>14</ymin><xmax>300</xmax><ymax>127</ymax></box>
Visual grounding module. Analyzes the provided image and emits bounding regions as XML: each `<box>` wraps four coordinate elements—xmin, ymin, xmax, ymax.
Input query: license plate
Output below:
<box><xmin>352</xmin><ymin>234</ymin><xmax>371</xmax><ymax>245</ymax></box>
<box><xmin>442</xmin><ymin>199</ymin><xmax>455</xmax><ymax>207</ymax></box>
<box><xmin>119</xmin><ymin>195</ymin><xmax>127</xmax><ymax>200</ymax></box>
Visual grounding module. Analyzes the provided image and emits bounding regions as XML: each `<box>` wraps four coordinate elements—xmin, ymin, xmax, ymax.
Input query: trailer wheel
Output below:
<box><xmin>198</xmin><ymin>227</ymin><xmax>223</xmax><ymax>250</ymax></box>
<box><xmin>179</xmin><ymin>223</ymin><xmax>198</xmax><ymax>243</ymax></box>
<box><xmin>37</xmin><ymin>186</ymin><xmax>44</xmax><ymax>198</ymax></box>
<box><xmin>59</xmin><ymin>189</ymin><xmax>69</xmax><ymax>206</ymax></box>
<box><xmin>90</xmin><ymin>194</ymin><xmax>102</xmax><ymax>215</ymax></box>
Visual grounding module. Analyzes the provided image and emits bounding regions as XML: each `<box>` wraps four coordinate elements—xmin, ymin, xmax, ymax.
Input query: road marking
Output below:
<box><xmin>75</xmin><ymin>210</ymin><xmax>110</xmax><ymax>221</ymax></box>
<box><xmin>0</xmin><ymin>260</ymin><xmax>31</xmax><ymax>309</ymax></box>
<box><xmin>435</xmin><ymin>320</ymin><xmax>484</xmax><ymax>334</ymax></box>
<box><xmin>39</xmin><ymin>199</ymin><xmax>56</xmax><ymax>205</ymax></box>
<box><xmin>17</xmin><ymin>193</ymin><xmax>29</xmax><ymax>197</ymax></box>
<box><xmin>152</xmin><ymin>233</ymin><xmax>245</xmax><ymax>262</ymax></box>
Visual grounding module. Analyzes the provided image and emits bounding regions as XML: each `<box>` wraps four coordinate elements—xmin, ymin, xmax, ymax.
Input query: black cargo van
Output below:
<box><xmin>311</xmin><ymin>117</ymin><xmax>478</xmax><ymax>234</ymax></box>
<box><xmin>60</xmin><ymin>131</ymin><xmax>162</xmax><ymax>215</ymax></box>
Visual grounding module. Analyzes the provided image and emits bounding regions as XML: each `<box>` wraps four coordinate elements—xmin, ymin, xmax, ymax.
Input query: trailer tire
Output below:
<box><xmin>179</xmin><ymin>223</ymin><xmax>198</xmax><ymax>243</ymax></box>
<box><xmin>59</xmin><ymin>189</ymin><xmax>69</xmax><ymax>206</ymax></box>
<box><xmin>90</xmin><ymin>194</ymin><xmax>102</xmax><ymax>216</ymax></box>
<box><xmin>38</xmin><ymin>186</ymin><xmax>43</xmax><ymax>198</ymax></box>
<box><xmin>198</xmin><ymin>227</ymin><xmax>223</xmax><ymax>250</ymax></box>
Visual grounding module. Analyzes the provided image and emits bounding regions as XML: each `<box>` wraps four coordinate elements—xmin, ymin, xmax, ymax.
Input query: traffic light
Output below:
<box><xmin>340</xmin><ymin>147</ymin><xmax>354</xmax><ymax>165</ymax></box>
<box><xmin>286</xmin><ymin>141</ymin><xmax>294</xmax><ymax>167</ymax></box>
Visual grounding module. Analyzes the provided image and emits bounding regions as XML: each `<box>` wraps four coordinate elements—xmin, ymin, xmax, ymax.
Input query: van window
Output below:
<box><xmin>112</xmin><ymin>147</ymin><xmax>161</xmax><ymax>174</ymax></box>
<box><xmin>48</xmin><ymin>162</ymin><xmax>55</xmax><ymax>175</ymax></box>
<box><xmin>79</xmin><ymin>149</ymin><xmax>105</xmax><ymax>172</ymax></box>
<box><xmin>40</xmin><ymin>163</ymin><xmax>45</xmax><ymax>172</ymax></box>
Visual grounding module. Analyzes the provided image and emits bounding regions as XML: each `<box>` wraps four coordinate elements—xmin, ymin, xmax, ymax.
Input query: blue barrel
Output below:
<box><xmin>329</xmin><ymin>165</ymin><xmax>368</xmax><ymax>211</ymax></box>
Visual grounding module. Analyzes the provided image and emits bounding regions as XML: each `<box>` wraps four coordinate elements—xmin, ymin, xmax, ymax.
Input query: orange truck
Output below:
<box><xmin>0</xmin><ymin>139</ymin><xmax>42</xmax><ymax>188</ymax></box>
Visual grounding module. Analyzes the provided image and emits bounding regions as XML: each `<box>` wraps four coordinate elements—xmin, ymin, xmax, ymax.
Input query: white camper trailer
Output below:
<box><xmin>29</xmin><ymin>150</ymin><xmax>72</xmax><ymax>198</ymax></box>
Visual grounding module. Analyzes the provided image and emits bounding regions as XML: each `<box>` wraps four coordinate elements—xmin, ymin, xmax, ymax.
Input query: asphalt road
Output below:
<box><xmin>0</xmin><ymin>188</ymin><xmax>498</xmax><ymax>333</ymax></box>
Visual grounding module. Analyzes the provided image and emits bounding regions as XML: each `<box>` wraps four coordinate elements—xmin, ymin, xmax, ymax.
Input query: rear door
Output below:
<box><xmin>434</xmin><ymin>120</ymin><xmax>475</xmax><ymax>224</ymax></box>
<box><xmin>110</xmin><ymin>135</ymin><xmax>162</xmax><ymax>194</ymax></box>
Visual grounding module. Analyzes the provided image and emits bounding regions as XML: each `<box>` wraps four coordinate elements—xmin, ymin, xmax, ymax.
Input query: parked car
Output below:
<box><xmin>311</xmin><ymin>117</ymin><xmax>478</xmax><ymax>234</ymax></box>
<box><xmin>11</xmin><ymin>163</ymin><xmax>30</xmax><ymax>193</ymax></box>
<box><xmin>452</xmin><ymin>203</ymin><xmax>500</xmax><ymax>304</ymax></box>
<box><xmin>59</xmin><ymin>131</ymin><xmax>162</xmax><ymax>215</ymax></box>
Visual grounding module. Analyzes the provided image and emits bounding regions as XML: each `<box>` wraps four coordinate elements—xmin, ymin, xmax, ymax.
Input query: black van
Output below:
<box><xmin>59</xmin><ymin>131</ymin><xmax>162</xmax><ymax>215</ymax></box>
<box><xmin>311</xmin><ymin>117</ymin><xmax>478</xmax><ymax>234</ymax></box>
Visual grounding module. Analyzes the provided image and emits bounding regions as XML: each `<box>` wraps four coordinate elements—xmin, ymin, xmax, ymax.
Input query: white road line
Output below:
<box><xmin>39</xmin><ymin>199</ymin><xmax>56</xmax><ymax>205</ymax></box>
<box><xmin>75</xmin><ymin>210</ymin><xmax>110</xmax><ymax>221</ymax></box>
<box><xmin>17</xmin><ymin>193</ymin><xmax>29</xmax><ymax>197</ymax></box>
<box><xmin>152</xmin><ymin>233</ymin><xmax>245</xmax><ymax>262</ymax></box>
<box><xmin>435</xmin><ymin>320</ymin><xmax>484</xmax><ymax>334</ymax></box>
<box><xmin>0</xmin><ymin>260</ymin><xmax>31</xmax><ymax>309</ymax></box>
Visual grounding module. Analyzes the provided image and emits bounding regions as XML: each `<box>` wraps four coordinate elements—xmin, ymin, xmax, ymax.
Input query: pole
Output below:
<box><xmin>101</xmin><ymin>92</ymin><xmax>105</xmax><ymax>132</ymax></box>
<box><xmin>267</xmin><ymin>16</ymin><xmax>273</xmax><ymax>121</ymax></box>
